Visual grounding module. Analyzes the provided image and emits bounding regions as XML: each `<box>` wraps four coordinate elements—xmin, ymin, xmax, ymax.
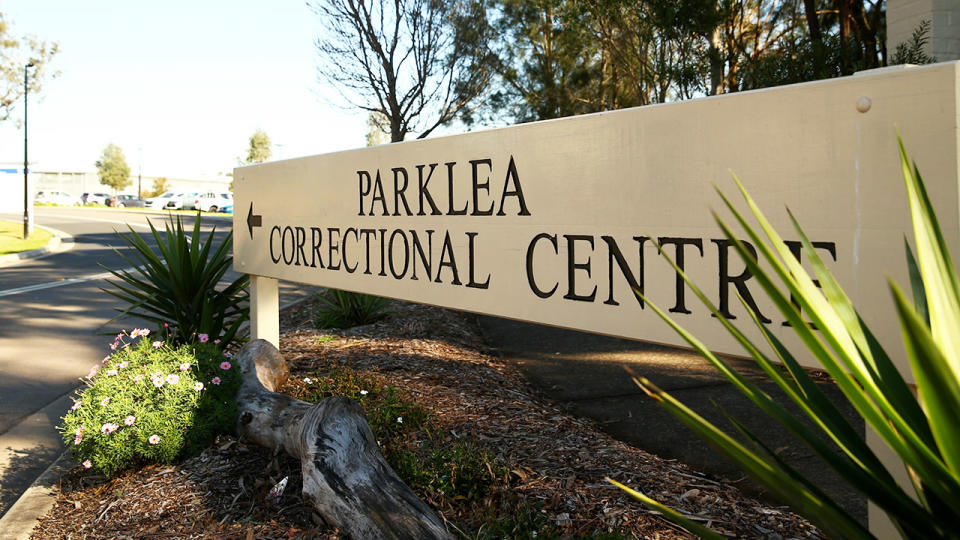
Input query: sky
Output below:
<box><xmin>0</xmin><ymin>0</ymin><xmax>370</xmax><ymax>179</ymax></box>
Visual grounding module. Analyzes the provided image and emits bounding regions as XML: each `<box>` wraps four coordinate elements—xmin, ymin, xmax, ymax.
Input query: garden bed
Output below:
<box><xmin>32</xmin><ymin>298</ymin><xmax>821</xmax><ymax>538</ymax></box>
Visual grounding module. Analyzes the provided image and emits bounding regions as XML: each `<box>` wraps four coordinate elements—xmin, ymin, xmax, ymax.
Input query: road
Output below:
<box><xmin>0</xmin><ymin>207</ymin><xmax>308</xmax><ymax>518</ymax></box>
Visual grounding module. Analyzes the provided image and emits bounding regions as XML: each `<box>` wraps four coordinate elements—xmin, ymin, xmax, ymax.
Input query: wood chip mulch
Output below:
<box><xmin>32</xmin><ymin>298</ymin><xmax>822</xmax><ymax>539</ymax></box>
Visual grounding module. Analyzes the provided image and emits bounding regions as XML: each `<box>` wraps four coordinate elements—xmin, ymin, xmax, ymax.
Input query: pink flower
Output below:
<box><xmin>100</xmin><ymin>423</ymin><xmax>118</xmax><ymax>435</ymax></box>
<box><xmin>124</xmin><ymin>415</ymin><xmax>136</xmax><ymax>426</ymax></box>
<box><xmin>194</xmin><ymin>382</ymin><xmax>204</xmax><ymax>391</ymax></box>
<box><xmin>152</xmin><ymin>341</ymin><xmax>163</xmax><ymax>349</ymax></box>
<box><xmin>73</xmin><ymin>435</ymin><xmax>82</xmax><ymax>445</ymax></box>
<box><xmin>115</xmin><ymin>333</ymin><xmax>124</xmax><ymax>341</ymax></box>
<box><xmin>100</xmin><ymin>397</ymin><xmax>110</xmax><ymax>406</ymax></box>
<box><xmin>110</xmin><ymin>342</ymin><xmax>117</xmax><ymax>350</ymax></box>
<box><xmin>90</xmin><ymin>365</ymin><xmax>100</xmax><ymax>373</ymax></box>
<box><xmin>213</xmin><ymin>339</ymin><xmax>221</xmax><ymax>344</ymax></box>
<box><xmin>179</xmin><ymin>362</ymin><xmax>191</xmax><ymax>371</ymax></box>
<box><xmin>199</xmin><ymin>334</ymin><xmax>209</xmax><ymax>343</ymax></box>
<box><xmin>82</xmin><ymin>460</ymin><xmax>92</xmax><ymax>469</ymax></box>
<box><xmin>165</xmin><ymin>373</ymin><xmax>180</xmax><ymax>385</ymax></box>
<box><xmin>140</xmin><ymin>328</ymin><xmax>150</xmax><ymax>337</ymax></box>
<box><xmin>118</xmin><ymin>361</ymin><xmax>128</xmax><ymax>369</ymax></box>
<box><xmin>219</xmin><ymin>361</ymin><xmax>231</xmax><ymax>370</ymax></box>
<box><xmin>129</xmin><ymin>329</ymin><xmax>140</xmax><ymax>338</ymax></box>
<box><xmin>211</xmin><ymin>377</ymin><xmax>221</xmax><ymax>386</ymax></box>
<box><xmin>74</xmin><ymin>426</ymin><xmax>85</xmax><ymax>436</ymax></box>
<box><xmin>152</xmin><ymin>377</ymin><xmax>164</xmax><ymax>388</ymax></box>
<box><xmin>133</xmin><ymin>374</ymin><xmax>144</xmax><ymax>383</ymax></box>
<box><xmin>223</xmin><ymin>352</ymin><xmax>232</xmax><ymax>358</ymax></box>
<box><xmin>163</xmin><ymin>323</ymin><xmax>169</xmax><ymax>327</ymax></box>
<box><xmin>102</xmin><ymin>356</ymin><xmax>110</xmax><ymax>363</ymax></box>
<box><xmin>148</xmin><ymin>434</ymin><xmax>160</xmax><ymax>445</ymax></box>
<box><xmin>71</xmin><ymin>400</ymin><xmax>82</xmax><ymax>410</ymax></box>
<box><xmin>105</xmin><ymin>369</ymin><xmax>118</xmax><ymax>377</ymax></box>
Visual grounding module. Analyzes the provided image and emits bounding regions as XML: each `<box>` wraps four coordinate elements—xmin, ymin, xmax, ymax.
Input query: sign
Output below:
<box><xmin>235</xmin><ymin>62</ymin><xmax>960</xmax><ymax>383</ymax></box>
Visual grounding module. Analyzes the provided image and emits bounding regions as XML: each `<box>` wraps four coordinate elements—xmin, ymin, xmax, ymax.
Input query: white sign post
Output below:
<box><xmin>235</xmin><ymin>62</ymin><xmax>960</xmax><ymax>536</ymax></box>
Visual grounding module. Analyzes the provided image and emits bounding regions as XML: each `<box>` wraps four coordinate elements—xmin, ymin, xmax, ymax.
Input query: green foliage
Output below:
<box><xmin>891</xmin><ymin>20</ymin><xmax>936</xmax><ymax>66</ymax></box>
<box><xmin>145</xmin><ymin>176</ymin><xmax>170</xmax><ymax>198</ymax></box>
<box><xmin>95</xmin><ymin>143</ymin><xmax>132</xmax><ymax>192</ymax></box>
<box><xmin>0</xmin><ymin>11</ymin><xmax>59</xmax><ymax>123</ymax></box>
<box><xmin>245</xmin><ymin>129</ymin><xmax>271</xmax><ymax>164</ymax></box>
<box><xmin>312</xmin><ymin>288</ymin><xmax>392</xmax><ymax>329</ymax></box>
<box><xmin>102</xmin><ymin>213</ymin><xmax>249</xmax><ymax>347</ymax></box>
<box><xmin>60</xmin><ymin>334</ymin><xmax>241</xmax><ymax>476</ymax></box>
<box><xmin>296</xmin><ymin>368</ymin><xmax>429</xmax><ymax>436</ymax></box>
<box><xmin>613</xmin><ymin>138</ymin><xmax>960</xmax><ymax>539</ymax></box>
<box><xmin>391</xmin><ymin>439</ymin><xmax>505</xmax><ymax>506</ymax></box>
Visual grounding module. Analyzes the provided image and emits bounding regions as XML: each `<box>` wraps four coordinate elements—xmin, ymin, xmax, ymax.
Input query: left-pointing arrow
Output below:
<box><xmin>247</xmin><ymin>202</ymin><xmax>262</xmax><ymax>239</ymax></box>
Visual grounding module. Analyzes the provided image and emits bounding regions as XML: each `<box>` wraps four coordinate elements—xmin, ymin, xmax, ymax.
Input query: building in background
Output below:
<box><xmin>0</xmin><ymin>163</ymin><xmax>231</xmax><ymax>213</ymax></box>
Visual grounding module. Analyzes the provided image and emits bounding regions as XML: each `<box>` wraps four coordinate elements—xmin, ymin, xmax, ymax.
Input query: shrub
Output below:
<box><xmin>313</xmin><ymin>288</ymin><xmax>392</xmax><ymax>329</ymax></box>
<box><xmin>60</xmin><ymin>329</ymin><xmax>241</xmax><ymax>476</ymax></box>
<box><xmin>102</xmin><ymin>213</ymin><xmax>248</xmax><ymax>347</ymax></box>
<box><xmin>610</xmin><ymin>137</ymin><xmax>960</xmax><ymax>539</ymax></box>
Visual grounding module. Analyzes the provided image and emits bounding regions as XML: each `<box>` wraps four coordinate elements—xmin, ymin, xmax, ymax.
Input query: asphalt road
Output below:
<box><xmin>0</xmin><ymin>207</ymin><xmax>307</xmax><ymax>518</ymax></box>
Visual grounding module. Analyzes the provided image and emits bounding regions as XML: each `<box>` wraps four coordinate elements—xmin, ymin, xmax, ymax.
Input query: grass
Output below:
<box><xmin>0</xmin><ymin>219</ymin><xmax>54</xmax><ymax>255</ymax></box>
<box><xmin>286</xmin><ymin>367</ymin><xmax>617</xmax><ymax>538</ymax></box>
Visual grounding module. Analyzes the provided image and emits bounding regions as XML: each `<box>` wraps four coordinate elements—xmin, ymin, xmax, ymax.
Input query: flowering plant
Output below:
<box><xmin>59</xmin><ymin>329</ymin><xmax>241</xmax><ymax>476</ymax></box>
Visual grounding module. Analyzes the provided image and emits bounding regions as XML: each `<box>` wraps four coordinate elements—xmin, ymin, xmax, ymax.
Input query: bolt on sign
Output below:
<box><xmin>235</xmin><ymin>62</ymin><xmax>960</xmax><ymax>385</ymax></box>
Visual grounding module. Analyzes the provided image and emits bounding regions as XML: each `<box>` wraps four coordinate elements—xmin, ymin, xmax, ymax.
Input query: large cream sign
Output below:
<box><xmin>234</xmin><ymin>62</ymin><xmax>960</xmax><ymax>383</ymax></box>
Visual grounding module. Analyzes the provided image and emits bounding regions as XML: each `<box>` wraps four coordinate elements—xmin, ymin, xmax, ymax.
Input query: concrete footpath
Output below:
<box><xmin>477</xmin><ymin>315</ymin><xmax>867</xmax><ymax>524</ymax></box>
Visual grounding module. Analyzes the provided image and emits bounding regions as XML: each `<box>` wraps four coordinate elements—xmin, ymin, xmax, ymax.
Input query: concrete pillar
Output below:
<box><xmin>888</xmin><ymin>0</ymin><xmax>960</xmax><ymax>61</ymax></box>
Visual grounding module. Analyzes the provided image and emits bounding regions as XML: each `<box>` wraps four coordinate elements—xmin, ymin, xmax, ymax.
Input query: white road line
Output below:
<box><xmin>34</xmin><ymin>215</ymin><xmax>155</xmax><ymax>229</ymax></box>
<box><xmin>0</xmin><ymin>267</ymin><xmax>137</xmax><ymax>298</ymax></box>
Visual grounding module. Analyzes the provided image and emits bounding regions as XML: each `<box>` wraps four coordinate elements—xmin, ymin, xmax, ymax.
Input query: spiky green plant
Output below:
<box><xmin>610</xmin><ymin>138</ymin><xmax>960</xmax><ymax>539</ymax></box>
<box><xmin>313</xmin><ymin>288</ymin><xmax>392</xmax><ymax>329</ymax></box>
<box><xmin>103</xmin><ymin>213</ymin><xmax>249</xmax><ymax>347</ymax></box>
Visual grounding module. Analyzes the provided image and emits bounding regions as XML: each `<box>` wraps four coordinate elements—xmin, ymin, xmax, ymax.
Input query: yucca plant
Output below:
<box><xmin>103</xmin><ymin>213</ymin><xmax>249</xmax><ymax>347</ymax></box>
<box><xmin>609</xmin><ymin>137</ymin><xmax>960</xmax><ymax>539</ymax></box>
<box><xmin>313</xmin><ymin>288</ymin><xmax>392</xmax><ymax>329</ymax></box>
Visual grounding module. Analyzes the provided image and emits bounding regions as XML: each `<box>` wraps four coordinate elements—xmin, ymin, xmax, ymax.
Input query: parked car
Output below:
<box><xmin>178</xmin><ymin>192</ymin><xmax>204</xmax><ymax>211</ymax></box>
<box><xmin>109</xmin><ymin>194</ymin><xmax>147</xmax><ymax>208</ymax></box>
<box><xmin>145</xmin><ymin>191</ymin><xmax>188</xmax><ymax>209</ymax></box>
<box><xmin>82</xmin><ymin>192</ymin><xmax>111</xmax><ymax>205</ymax></box>
<box><xmin>35</xmin><ymin>190</ymin><xmax>81</xmax><ymax>206</ymax></box>
<box><xmin>187</xmin><ymin>192</ymin><xmax>233</xmax><ymax>212</ymax></box>
<box><xmin>221</xmin><ymin>203</ymin><xmax>234</xmax><ymax>214</ymax></box>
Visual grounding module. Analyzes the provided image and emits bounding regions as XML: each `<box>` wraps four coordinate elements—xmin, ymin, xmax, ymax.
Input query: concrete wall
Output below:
<box><xmin>888</xmin><ymin>0</ymin><xmax>960</xmax><ymax>61</ymax></box>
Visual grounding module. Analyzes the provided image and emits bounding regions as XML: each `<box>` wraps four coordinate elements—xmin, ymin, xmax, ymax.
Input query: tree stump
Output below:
<box><xmin>234</xmin><ymin>339</ymin><xmax>451</xmax><ymax>539</ymax></box>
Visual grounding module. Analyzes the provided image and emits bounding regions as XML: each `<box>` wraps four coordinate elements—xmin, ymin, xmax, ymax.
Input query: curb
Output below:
<box><xmin>0</xmin><ymin>451</ymin><xmax>72</xmax><ymax>540</ymax></box>
<box><xmin>0</xmin><ymin>225</ymin><xmax>75</xmax><ymax>268</ymax></box>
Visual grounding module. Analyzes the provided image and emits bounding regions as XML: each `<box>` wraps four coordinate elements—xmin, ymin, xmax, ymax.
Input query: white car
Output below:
<box><xmin>35</xmin><ymin>190</ymin><xmax>81</xmax><ymax>206</ymax></box>
<box><xmin>186</xmin><ymin>192</ymin><xmax>233</xmax><ymax>212</ymax></box>
<box><xmin>145</xmin><ymin>191</ymin><xmax>189</xmax><ymax>210</ymax></box>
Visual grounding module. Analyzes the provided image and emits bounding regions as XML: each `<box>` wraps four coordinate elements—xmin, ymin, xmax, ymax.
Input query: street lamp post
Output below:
<box><xmin>22</xmin><ymin>62</ymin><xmax>35</xmax><ymax>240</ymax></box>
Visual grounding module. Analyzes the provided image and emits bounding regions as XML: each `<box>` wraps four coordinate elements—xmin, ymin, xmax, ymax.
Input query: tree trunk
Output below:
<box><xmin>234</xmin><ymin>340</ymin><xmax>451</xmax><ymax>539</ymax></box>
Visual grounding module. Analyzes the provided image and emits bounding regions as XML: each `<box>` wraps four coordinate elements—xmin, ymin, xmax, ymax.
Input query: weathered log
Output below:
<box><xmin>234</xmin><ymin>339</ymin><xmax>451</xmax><ymax>539</ymax></box>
